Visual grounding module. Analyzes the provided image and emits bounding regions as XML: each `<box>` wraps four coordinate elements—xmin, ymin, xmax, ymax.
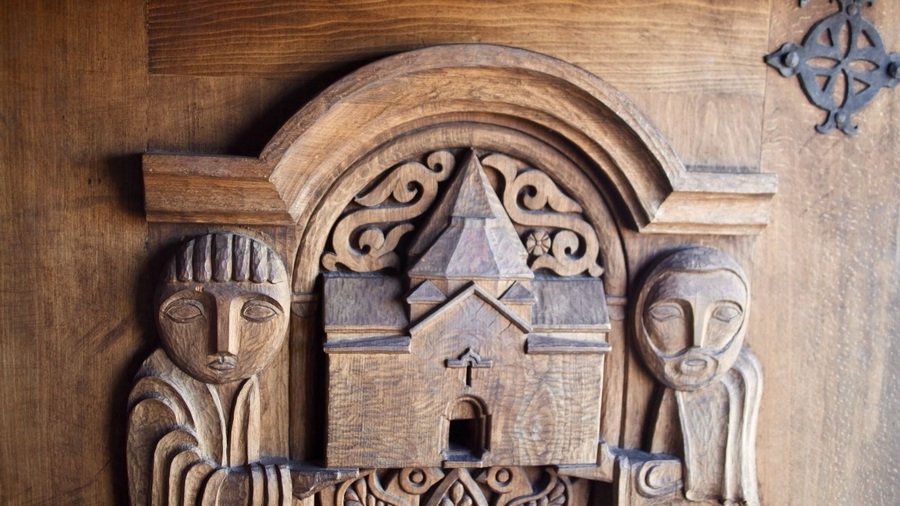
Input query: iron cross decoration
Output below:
<box><xmin>766</xmin><ymin>0</ymin><xmax>899</xmax><ymax>135</ymax></box>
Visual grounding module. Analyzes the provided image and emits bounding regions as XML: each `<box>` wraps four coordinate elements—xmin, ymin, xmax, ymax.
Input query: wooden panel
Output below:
<box><xmin>147</xmin><ymin>75</ymin><xmax>306</xmax><ymax>156</ymax></box>
<box><xmin>147</xmin><ymin>0</ymin><xmax>769</xmax><ymax>94</ymax></box>
<box><xmin>0</xmin><ymin>0</ymin><xmax>149</xmax><ymax>503</ymax></box>
<box><xmin>1</xmin><ymin>0</ymin><xmax>898</xmax><ymax>504</ymax></box>
<box><xmin>145</xmin><ymin>1</ymin><xmax>772</xmax><ymax>172</ymax></box>
<box><xmin>755</xmin><ymin>2</ymin><xmax>900</xmax><ymax>504</ymax></box>
<box><xmin>141</xmin><ymin>45</ymin><xmax>776</xmax><ymax>235</ymax></box>
<box><xmin>631</xmin><ymin>93</ymin><xmax>766</xmax><ymax>172</ymax></box>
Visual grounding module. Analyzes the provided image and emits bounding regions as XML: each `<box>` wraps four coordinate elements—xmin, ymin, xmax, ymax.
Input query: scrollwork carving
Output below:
<box><xmin>480</xmin><ymin>153</ymin><xmax>603</xmax><ymax>277</ymax></box>
<box><xmin>323</xmin><ymin>149</ymin><xmax>603</xmax><ymax>277</ymax></box>
<box><xmin>480</xmin><ymin>467</ymin><xmax>525</xmax><ymax>496</ymax></box>
<box><xmin>338</xmin><ymin>471</ymin><xmax>411</xmax><ymax>506</ymax></box>
<box><xmin>398</xmin><ymin>467</ymin><xmax>446</xmax><ymax>495</ymax></box>
<box><xmin>634</xmin><ymin>459</ymin><xmax>682</xmax><ymax>498</ymax></box>
<box><xmin>324</xmin><ymin>467</ymin><xmax>577</xmax><ymax>506</ymax></box>
<box><xmin>425</xmin><ymin>469</ymin><xmax>488</xmax><ymax>506</ymax></box>
<box><xmin>322</xmin><ymin>151</ymin><xmax>455</xmax><ymax>272</ymax></box>
<box><xmin>438</xmin><ymin>482</ymin><xmax>479</xmax><ymax>506</ymax></box>
<box><xmin>503</xmin><ymin>469</ymin><xmax>568</xmax><ymax>506</ymax></box>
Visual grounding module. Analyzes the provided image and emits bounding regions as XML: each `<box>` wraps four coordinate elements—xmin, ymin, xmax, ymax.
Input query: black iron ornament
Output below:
<box><xmin>767</xmin><ymin>0</ymin><xmax>899</xmax><ymax>135</ymax></box>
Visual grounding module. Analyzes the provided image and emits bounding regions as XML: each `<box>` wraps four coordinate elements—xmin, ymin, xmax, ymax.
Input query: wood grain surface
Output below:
<box><xmin>0</xmin><ymin>1</ymin><xmax>149</xmax><ymax>504</ymax></box>
<box><xmin>754</xmin><ymin>2</ymin><xmax>900</xmax><ymax>504</ymax></box>
<box><xmin>1</xmin><ymin>0</ymin><xmax>898</xmax><ymax>504</ymax></box>
<box><xmin>145</xmin><ymin>0</ymin><xmax>773</xmax><ymax>173</ymax></box>
<box><xmin>146</xmin><ymin>0</ymin><xmax>769</xmax><ymax>94</ymax></box>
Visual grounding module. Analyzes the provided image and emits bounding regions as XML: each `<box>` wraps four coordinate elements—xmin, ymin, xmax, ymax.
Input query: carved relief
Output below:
<box><xmin>322</xmin><ymin>149</ymin><xmax>603</xmax><ymax>278</ymax></box>
<box><xmin>338</xmin><ymin>471</ymin><xmax>411</xmax><ymax>506</ymax></box>
<box><xmin>328</xmin><ymin>468</ymin><xmax>577</xmax><ymax>506</ymax></box>
<box><xmin>323</xmin><ymin>151</ymin><xmax>610</xmax><ymax>470</ymax></box>
<box><xmin>480</xmin><ymin>153</ymin><xmax>602</xmax><ymax>278</ymax></box>
<box><xmin>139</xmin><ymin>45</ymin><xmax>776</xmax><ymax>506</ymax></box>
<box><xmin>323</xmin><ymin>150</ymin><xmax>455</xmax><ymax>273</ymax></box>
<box><xmin>135</xmin><ymin>178</ymin><xmax>765</xmax><ymax>506</ymax></box>
<box><xmin>127</xmin><ymin>233</ymin><xmax>355</xmax><ymax>505</ymax></box>
<box><xmin>599</xmin><ymin>450</ymin><xmax>685</xmax><ymax>506</ymax></box>
<box><xmin>632</xmin><ymin>246</ymin><xmax>761</xmax><ymax>505</ymax></box>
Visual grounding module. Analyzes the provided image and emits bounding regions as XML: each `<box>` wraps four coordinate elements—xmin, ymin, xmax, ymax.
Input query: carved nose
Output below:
<box><xmin>691</xmin><ymin>303</ymin><xmax>707</xmax><ymax>348</ymax></box>
<box><xmin>692</xmin><ymin>317</ymin><xmax>706</xmax><ymax>347</ymax></box>
<box><xmin>213</xmin><ymin>307</ymin><xmax>239</xmax><ymax>356</ymax></box>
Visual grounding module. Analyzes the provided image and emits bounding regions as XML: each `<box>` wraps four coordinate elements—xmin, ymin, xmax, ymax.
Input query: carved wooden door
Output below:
<box><xmin>4</xmin><ymin>2</ymin><xmax>897</xmax><ymax>505</ymax></box>
<box><xmin>132</xmin><ymin>45</ymin><xmax>775</xmax><ymax>505</ymax></box>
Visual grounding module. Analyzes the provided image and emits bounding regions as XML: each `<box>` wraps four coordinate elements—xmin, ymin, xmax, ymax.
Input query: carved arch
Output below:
<box><xmin>442</xmin><ymin>396</ymin><xmax>490</xmax><ymax>463</ymax></box>
<box><xmin>144</xmin><ymin>46</ymin><xmax>777</xmax><ymax>294</ymax></box>
<box><xmin>446</xmin><ymin>396</ymin><xmax>488</xmax><ymax>420</ymax></box>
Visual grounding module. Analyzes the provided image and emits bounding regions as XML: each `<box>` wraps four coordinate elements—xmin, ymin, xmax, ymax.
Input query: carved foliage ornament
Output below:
<box><xmin>766</xmin><ymin>0</ymin><xmax>899</xmax><ymax>135</ymax></box>
<box><xmin>322</xmin><ymin>149</ymin><xmax>604</xmax><ymax>278</ymax></box>
<box><xmin>333</xmin><ymin>467</ymin><xmax>573</xmax><ymax>506</ymax></box>
<box><xmin>322</xmin><ymin>151</ymin><xmax>454</xmax><ymax>273</ymax></box>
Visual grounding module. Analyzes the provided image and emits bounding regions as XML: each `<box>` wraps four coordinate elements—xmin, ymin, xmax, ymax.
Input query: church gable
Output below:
<box><xmin>409</xmin><ymin>282</ymin><xmax>532</xmax><ymax>339</ymax></box>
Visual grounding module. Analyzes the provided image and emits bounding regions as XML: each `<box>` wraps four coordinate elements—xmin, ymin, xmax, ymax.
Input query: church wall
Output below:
<box><xmin>326</xmin><ymin>353</ymin><xmax>437</xmax><ymax>467</ymax></box>
<box><xmin>327</xmin><ymin>293</ymin><xmax>606</xmax><ymax>468</ymax></box>
<box><xmin>496</xmin><ymin>353</ymin><xmax>606</xmax><ymax>466</ymax></box>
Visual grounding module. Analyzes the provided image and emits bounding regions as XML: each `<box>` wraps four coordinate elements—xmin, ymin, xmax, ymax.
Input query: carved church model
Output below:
<box><xmin>323</xmin><ymin>151</ymin><xmax>611</xmax><ymax>469</ymax></box>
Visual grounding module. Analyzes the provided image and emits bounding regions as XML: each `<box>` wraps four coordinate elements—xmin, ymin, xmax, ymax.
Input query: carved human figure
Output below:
<box><xmin>128</xmin><ymin>233</ymin><xmax>351</xmax><ymax>505</ymax></box>
<box><xmin>633</xmin><ymin>246</ymin><xmax>762</xmax><ymax>506</ymax></box>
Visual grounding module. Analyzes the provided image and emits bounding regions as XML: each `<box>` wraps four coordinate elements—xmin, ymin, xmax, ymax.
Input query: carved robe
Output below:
<box><xmin>648</xmin><ymin>349</ymin><xmax>762</xmax><ymax>506</ymax></box>
<box><xmin>127</xmin><ymin>349</ymin><xmax>292</xmax><ymax>505</ymax></box>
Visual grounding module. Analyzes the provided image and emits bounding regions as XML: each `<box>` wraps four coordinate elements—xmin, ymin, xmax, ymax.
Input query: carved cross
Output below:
<box><xmin>446</xmin><ymin>348</ymin><xmax>494</xmax><ymax>387</ymax></box>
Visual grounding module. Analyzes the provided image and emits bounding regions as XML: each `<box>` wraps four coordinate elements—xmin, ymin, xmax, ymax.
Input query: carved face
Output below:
<box><xmin>634</xmin><ymin>247</ymin><xmax>749</xmax><ymax>391</ymax></box>
<box><xmin>155</xmin><ymin>234</ymin><xmax>291</xmax><ymax>384</ymax></box>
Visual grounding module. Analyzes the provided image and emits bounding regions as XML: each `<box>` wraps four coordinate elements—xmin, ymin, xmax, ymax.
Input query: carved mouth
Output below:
<box><xmin>678</xmin><ymin>357</ymin><xmax>710</xmax><ymax>375</ymax></box>
<box><xmin>208</xmin><ymin>354</ymin><xmax>237</xmax><ymax>371</ymax></box>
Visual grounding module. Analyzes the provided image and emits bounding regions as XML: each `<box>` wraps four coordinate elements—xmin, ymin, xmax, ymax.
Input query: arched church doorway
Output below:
<box><xmin>443</xmin><ymin>396</ymin><xmax>489</xmax><ymax>465</ymax></box>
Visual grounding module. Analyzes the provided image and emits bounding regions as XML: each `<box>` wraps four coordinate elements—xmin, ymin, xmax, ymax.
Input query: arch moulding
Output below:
<box><xmin>143</xmin><ymin>44</ymin><xmax>776</xmax><ymax>246</ymax></box>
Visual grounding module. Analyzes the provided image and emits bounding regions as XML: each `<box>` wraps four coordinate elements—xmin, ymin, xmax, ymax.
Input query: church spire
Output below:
<box><xmin>408</xmin><ymin>150</ymin><xmax>533</xmax><ymax>297</ymax></box>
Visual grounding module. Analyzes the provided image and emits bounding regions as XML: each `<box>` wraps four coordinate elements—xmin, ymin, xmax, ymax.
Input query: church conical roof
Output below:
<box><xmin>408</xmin><ymin>150</ymin><xmax>533</xmax><ymax>281</ymax></box>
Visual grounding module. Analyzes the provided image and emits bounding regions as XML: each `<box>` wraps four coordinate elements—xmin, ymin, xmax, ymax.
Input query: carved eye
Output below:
<box><xmin>712</xmin><ymin>304</ymin><xmax>742</xmax><ymax>323</ymax></box>
<box><xmin>648</xmin><ymin>303</ymin><xmax>684</xmax><ymax>322</ymax></box>
<box><xmin>164</xmin><ymin>299</ymin><xmax>205</xmax><ymax>323</ymax></box>
<box><xmin>241</xmin><ymin>300</ymin><xmax>279</xmax><ymax>323</ymax></box>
